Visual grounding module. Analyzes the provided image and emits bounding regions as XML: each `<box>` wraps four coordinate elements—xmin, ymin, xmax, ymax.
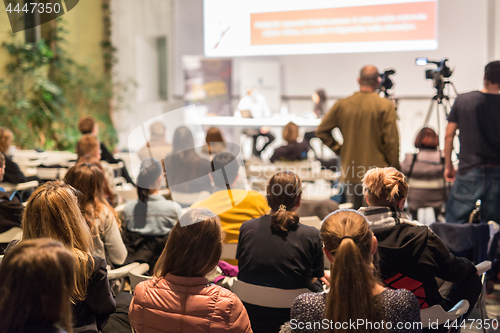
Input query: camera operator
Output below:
<box><xmin>444</xmin><ymin>60</ymin><xmax>500</xmax><ymax>223</ymax></box>
<box><xmin>317</xmin><ymin>65</ymin><xmax>401</xmax><ymax>209</ymax></box>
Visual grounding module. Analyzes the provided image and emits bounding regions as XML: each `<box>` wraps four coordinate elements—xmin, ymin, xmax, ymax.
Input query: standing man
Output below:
<box><xmin>317</xmin><ymin>65</ymin><xmax>400</xmax><ymax>209</ymax></box>
<box><xmin>444</xmin><ymin>61</ymin><xmax>500</xmax><ymax>223</ymax></box>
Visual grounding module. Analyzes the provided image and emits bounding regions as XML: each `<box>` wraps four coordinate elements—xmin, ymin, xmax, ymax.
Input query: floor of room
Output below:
<box><xmin>465</xmin><ymin>284</ymin><xmax>500</xmax><ymax>333</ymax></box>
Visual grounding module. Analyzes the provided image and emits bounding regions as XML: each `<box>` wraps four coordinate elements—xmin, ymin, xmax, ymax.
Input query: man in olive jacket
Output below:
<box><xmin>317</xmin><ymin>65</ymin><xmax>400</xmax><ymax>209</ymax></box>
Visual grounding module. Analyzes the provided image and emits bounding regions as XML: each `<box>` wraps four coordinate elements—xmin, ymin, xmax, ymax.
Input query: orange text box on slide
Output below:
<box><xmin>251</xmin><ymin>2</ymin><xmax>436</xmax><ymax>46</ymax></box>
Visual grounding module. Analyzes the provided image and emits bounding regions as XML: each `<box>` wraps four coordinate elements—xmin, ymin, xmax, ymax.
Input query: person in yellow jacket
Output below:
<box><xmin>317</xmin><ymin>65</ymin><xmax>400</xmax><ymax>209</ymax></box>
<box><xmin>191</xmin><ymin>152</ymin><xmax>270</xmax><ymax>245</ymax></box>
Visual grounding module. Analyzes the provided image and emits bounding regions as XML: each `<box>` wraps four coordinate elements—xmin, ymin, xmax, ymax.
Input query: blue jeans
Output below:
<box><xmin>445</xmin><ymin>167</ymin><xmax>500</xmax><ymax>223</ymax></box>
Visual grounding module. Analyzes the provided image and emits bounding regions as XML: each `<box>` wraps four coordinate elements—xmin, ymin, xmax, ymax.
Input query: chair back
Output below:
<box><xmin>128</xmin><ymin>263</ymin><xmax>152</xmax><ymax>290</ymax></box>
<box><xmin>430</xmin><ymin>222</ymin><xmax>490</xmax><ymax>264</ymax></box>
<box><xmin>231</xmin><ymin>279</ymin><xmax>310</xmax><ymax>308</ymax></box>
<box><xmin>170</xmin><ymin>191</ymin><xmax>211</xmax><ymax>207</ymax></box>
<box><xmin>300</xmin><ymin>216</ymin><xmax>322</xmax><ymax>230</ymax></box>
<box><xmin>420</xmin><ymin>300</ymin><xmax>469</xmax><ymax>328</ymax></box>
<box><xmin>0</xmin><ymin>227</ymin><xmax>22</xmax><ymax>243</ymax></box>
<box><xmin>107</xmin><ymin>262</ymin><xmax>141</xmax><ymax>280</ymax></box>
<box><xmin>221</xmin><ymin>243</ymin><xmax>238</xmax><ymax>261</ymax></box>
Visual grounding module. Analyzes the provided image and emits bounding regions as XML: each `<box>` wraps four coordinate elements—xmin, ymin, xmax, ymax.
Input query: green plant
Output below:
<box><xmin>0</xmin><ymin>17</ymin><xmax>124</xmax><ymax>151</ymax></box>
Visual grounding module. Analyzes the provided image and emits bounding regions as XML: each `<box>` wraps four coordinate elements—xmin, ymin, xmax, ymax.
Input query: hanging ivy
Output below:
<box><xmin>0</xmin><ymin>8</ymin><xmax>128</xmax><ymax>151</ymax></box>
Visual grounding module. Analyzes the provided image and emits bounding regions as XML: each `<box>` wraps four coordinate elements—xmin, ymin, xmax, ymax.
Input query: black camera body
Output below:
<box><xmin>380</xmin><ymin>69</ymin><xmax>396</xmax><ymax>91</ymax></box>
<box><xmin>417</xmin><ymin>58</ymin><xmax>453</xmax><ymax>80</ymax></box>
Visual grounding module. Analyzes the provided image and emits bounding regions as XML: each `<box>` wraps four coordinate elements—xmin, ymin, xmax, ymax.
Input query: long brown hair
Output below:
<box><xmin>267</xmin><ymin>171</ymin><xmax>302</xmax><ymax>232</ymax></box>
<box><xmin>283</xmin><ymin>122</ymin><xmax>299</xmax><ymax>142</ymax></box>
<box><xmin>321</xmin><ymin>210</ymin><xmax>380</xmax><ymax>333</ymax></box>
<box><xmin>22</xmin><ymin>180</ymin><xmax>94</xmax><ymax>302</ymax></box>
<box><xmin>0</xmin><ymin>238</ymin><xmax>75</xmax><ymax>333</ymax></box>
<box><xmin>65</xmin><ymin>163</ymin><xmax>121</xmax><ymax>234</ymax></box>
<box><xmin>414</xmin><ymin>127</ymin><xmax>439</xmax><ymax>149</ymax></box>
<box><xmin>362</xmin><ymin>167</ymin><xmax>409</xmax><ymax>207</ymax></box>
<box><xmin>203</xmin><ymin>127</ymin><xmax>226</xmax><ymax>155</ymax></box>
<box><xmin>154</xmin><ymin>208</ymin><xmax>222</xmax><ymax>278</ymax></box>
<box><xmin>75</xmin><ymin>156</ymin><xmax>113</xmax><ymax>200</ymax></box>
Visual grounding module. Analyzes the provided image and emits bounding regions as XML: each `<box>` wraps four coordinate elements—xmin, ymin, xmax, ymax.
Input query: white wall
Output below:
<box><xmin>111</xmin><ymin>0</ymin><xmax>498</xmax><ymax>159</ymax></box>
<box><xmin>112</xmin><ymin>0</ymin><xmax>184</xmax><ymax>151</ymax></box>
<box><xmin>175</xmin><ymin>0</ymin><xmax>494</xmax><ymax>98</ymax></box>
<box><xmin>168</xmin><ymin>0</ymin><xmax>498</xmax><ymax>160</ymax></box>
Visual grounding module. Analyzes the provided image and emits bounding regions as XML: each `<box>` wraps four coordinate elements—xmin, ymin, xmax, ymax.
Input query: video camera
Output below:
<box><xmin>416</xmin><ymin>58</ymin><xmax>453</xmax><ymax>80</ymax></box>
<box><xmin>380</xmin><ymin>69</ymin><xmax>395</xmax><ymax>92</ymax></box>
<box><xmin>416</xmin><ymin>58</ymin><xmax>453</xmax><ymax>94</ymax></box>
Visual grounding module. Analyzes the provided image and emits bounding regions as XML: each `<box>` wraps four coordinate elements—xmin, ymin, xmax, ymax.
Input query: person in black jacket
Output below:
<box><xmin>0</xmin><ymin>127</ymin><xmax>26</xmax><ymax>185</ymax></box>
<box><xmin>360</xmin><ymin>167</ymin><xmax>481</xmax><ymax>320</ymax></box>
<box><xmin>0</xmin><ymin>152</ymin><xmax>24</xmax><ymax>254</ymax></box>
<box><xmin>270</xmin><ymin>122</ymin><xmax>313</xmax><ymax>163</ymax></box>
<box><xmin>78</xmin><ymin>116</ymin><xmax>135</xmax><ymax>185</ymax></box>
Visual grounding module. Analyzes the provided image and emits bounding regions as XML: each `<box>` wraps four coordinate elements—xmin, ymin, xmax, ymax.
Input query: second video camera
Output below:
<box><xmin>416</xmin><ymin>58</ymin><xmax>453</xmax><ymax>80</ymax></box>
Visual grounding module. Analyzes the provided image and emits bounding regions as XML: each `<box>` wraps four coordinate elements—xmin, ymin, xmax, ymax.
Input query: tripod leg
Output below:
<box><xmin>423</xmin><ymin>97</ymin><xmax>437</xmax><ymax>128</ymax></box>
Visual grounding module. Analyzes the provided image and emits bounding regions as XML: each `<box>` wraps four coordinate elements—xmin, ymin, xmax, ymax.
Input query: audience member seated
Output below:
<box><xmin>21</xmin><ymin>181</ymin><xmax>116</xmax><ymax>332</ymax></box>
<box><xmin>296</xmin><ymin>198</ymin><xmax>339</xmax><ymax>220</ymax></box>
<box><xmin>0</xmin><ymin>127</ymin><xmax>26</xmax><ymax>185</ymax></box>
<box><xmin>237</xmin><ymin>171</ymin><xmax>325</xmax><ymax>333</ymax></box>
<box><xmin>360</xmin><ymin>167</ymin><xmax>481</xmax><ymax>318</ymax></box>
<box><xmin>287</xmin><ymin>210</ymin><xmax>421</xmax><ymax>333</ymax></box>
<box><xmin>270</xmin><ymin>122</ymin><xmax>312</xmax><ymax>163</ymax></box>
<box><xmin>401</xmin><ymin>127</ymin><xmax>446</xmax><ymax>220</ymax></box>
<box><xmin>129</xmin><ymin>208</ymin><xmax>252</xmax><ymax>333</ymax></box>
<box><xmin>200</xmin><ymin>127</ymin><xmax>227</xmax><ymax>160</ymax></box>
<box><xmin>122</xmin><ymin>159</ymin><xmax>181</xmax><ymax>271</ymax></box>
<box><xmin>163</xmin><ymin>126</ymin><xmax>213</xmax><ymax>193</ymax></box>
<box><xmin>0</xmin><ymin>238</ymin><xmax>76</xmax><ymax>333</ymax></box>
<box><xmin>0</xmin><ymin>152</ymin><xmax>24</xmax><ymax>245</ymax></box>
<box><xmin>191</xmin><ymin>152</ymin><xmax>269</xmax><ymax>245</ymax></box>
<box><xmin>78</xmin><ymin>116</ymin><xmax>134</xmax><ymax>185</ymax></box>
<box><xmin>137</xmin><ymin>121</ymin><xmax>172</xmax><ymax>161</ymax></box>
<box><xmin>77</xmin><ymin>134</ymin><xmax>118</xmax><ymax>204</ymax></box>
<box><xmin>65</xmin><ymin>163</ymin><xmax>127</xmax><ymax>266</ymax></box>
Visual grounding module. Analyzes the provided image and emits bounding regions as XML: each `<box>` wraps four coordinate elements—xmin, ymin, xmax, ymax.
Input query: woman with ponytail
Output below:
<box><xmin>289</xmin><ymin>210</ymin><xmax>421</xmax><ymax>333</ymax></box>
<box><xmin>122</xmin><ymin>158</ymin><xmax>182</xmax><ymax>270</ymax></box>
<box><xmin>236</xmin><ymin>171</ymin><xmax>325</xmax><ymax>333</ymax></box>
<box><xmin>360</xmin><ymin>167</ymin><xmax>481</xmax><ymax>319</ymax></box>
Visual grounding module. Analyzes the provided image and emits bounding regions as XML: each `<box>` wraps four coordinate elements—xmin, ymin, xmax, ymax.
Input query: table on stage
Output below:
<box><xmin>190</xmin><ymin>116</ymin><xmax>321</xmax><ymax>128</ymax></box>
<box><xmin>189</xmin><ymin>115</ymin><xmax>322</xmax><ymax>160</ymax></box>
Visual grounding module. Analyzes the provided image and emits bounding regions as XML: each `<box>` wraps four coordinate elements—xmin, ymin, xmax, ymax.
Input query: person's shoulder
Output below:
<box><xmin>297</xmin><ymin>223</ymin><xmax>322</xmax><ymax>237</ymax></box>
<box><xmin>123</xmin><ymin>199</ymin><xmax>140</xmax><ymax>211</ymax></box>
<box><xmin>382</xmin><ymin>288</ymin><xmax>417</xmax><ymax>301</ymax></box>
<box><xmin>240</xmin><ymin>215</ymin><xmax>265</xmax><ymax>232</ymax></box>
<box><xmin>292</xmin><ymin>292</ymin><xmax>326</xmax><ymax>312</ymax></box>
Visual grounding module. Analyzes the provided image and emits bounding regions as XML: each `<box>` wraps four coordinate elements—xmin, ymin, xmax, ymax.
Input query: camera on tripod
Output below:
<box><xmin>378</xmin><ymin>69</ymin><xmax>396</xmax><ymax>98</ymax></box>
<box><xmin>416</xmin><ymin>58</ymin><xmax>454</xmax><ymax>98</ymax></box>
<box><xmin>416</xmin><ymin>58</ymin><xmax>453</xmax><ymax>80</ymax></box>
<box><xmin>380</xmin><ymin>69</ymin><xmax>395</xmax><ymax>91</ymax></box>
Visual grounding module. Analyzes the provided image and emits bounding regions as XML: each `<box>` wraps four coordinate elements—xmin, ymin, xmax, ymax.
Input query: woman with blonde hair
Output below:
<box><xmin>360</xmin><ymin>167</ymin><xmax>481</xmax><ymax>319</ymax></box>
<box><xmin>21</xmin><ymin>180</ymin><xmax>116</xmax><ymax>333</ymax></box>
<box><xmin>129</xmin><ymin>208</ymin><xmax>252</xmax><ymax>333</ymax></box>
<box><xmin>0</xmin><ymin>238</ymin><xmax>75</xmax><ymax>333</ymax></box>
<box><xmin>237</xmin><ymin>171</ymin><xmax>325</xmax><ymax>333</ymax></box>
<box><xmin>290</xmin><ymin>210</ymin><xmax>420</xmax><ymax>333</ymax></box>
<box><xmin>65</xmin><ymin>163</ymin><xmax>127</xmax><ymax>266</ymax></box>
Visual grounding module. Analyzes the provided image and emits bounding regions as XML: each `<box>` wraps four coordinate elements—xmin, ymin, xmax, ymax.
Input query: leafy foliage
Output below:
<box><xmin>0</xmin><ymin>18</ymin><xmax>122</xmax><ymax>151</ymax></box>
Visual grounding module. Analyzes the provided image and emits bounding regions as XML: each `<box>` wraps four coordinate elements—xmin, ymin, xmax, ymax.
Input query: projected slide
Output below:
<box><xmin>204</xmin><ymin>0</ymin><xmax>437</xmax><ymax>57</ymax></box>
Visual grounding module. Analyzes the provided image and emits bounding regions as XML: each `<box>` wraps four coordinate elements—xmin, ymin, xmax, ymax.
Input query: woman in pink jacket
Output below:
<box><xmin>129</xmin><ymin>208</ymin><xmax>253</xmax><ymax>333</ymax></box>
